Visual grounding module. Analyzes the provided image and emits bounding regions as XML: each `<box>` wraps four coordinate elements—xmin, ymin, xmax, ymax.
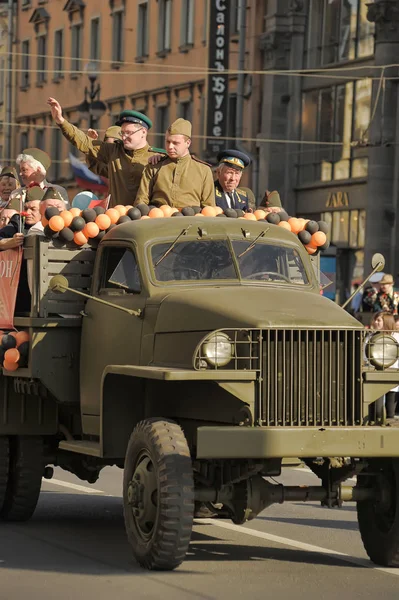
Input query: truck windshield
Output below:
<box><xmin>151</xmin><ymin>239</ymin><xmax>308</xmax><ymax>285</ymax></box>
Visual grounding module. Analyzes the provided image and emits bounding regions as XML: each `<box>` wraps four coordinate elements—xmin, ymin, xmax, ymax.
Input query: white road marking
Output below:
<box><xmin>201</xmin><ymin>519</ymin><xmax>399</xmax><ymax>576</ymax></box>
<box><xmin>43</xmin><ymin>478</ymin><xmax>105</xmax><ymax>495</ymax></box>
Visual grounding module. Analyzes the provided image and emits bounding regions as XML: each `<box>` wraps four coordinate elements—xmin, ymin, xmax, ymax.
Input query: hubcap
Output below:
<box><xmin>127</xmin><ymin>453</ymin><xmax>158</xmax><ymax>539</ymax></box>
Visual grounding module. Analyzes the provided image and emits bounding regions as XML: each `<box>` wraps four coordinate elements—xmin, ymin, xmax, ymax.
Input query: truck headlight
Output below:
<box><xmin>202</xmin><ymin>333</ymin><xmax>233</xmax><ymax>367</ymax></box>
<box><xmin>365</xmin><ymin>333</ymin><xmax>399</xmax><ymax>369</ymax></box>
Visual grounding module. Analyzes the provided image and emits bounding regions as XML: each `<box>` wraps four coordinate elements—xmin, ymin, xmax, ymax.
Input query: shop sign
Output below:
<box><xmin>206</xmin><ymin>0</ymin><xmax>230</xmax><ymax>156</ymax></box>
<box><xmin>326</xmin><ymin>191</ymin><xmax>349</xmax><ymax>209</ymax></box>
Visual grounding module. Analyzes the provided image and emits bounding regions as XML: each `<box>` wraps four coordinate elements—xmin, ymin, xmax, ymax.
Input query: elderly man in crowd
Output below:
<box><xmin>0</xmin><ymin>187</ymin><xmax>44</xmax><ymax>250</ymax></box>
<box><xmin>27</xmin><ymin>187</ymin><xmax>66</xmax><ymax>237</ymax></box>
<box><xmin>214</xmin><ymin>149</ymin><xmax>254</xmax><ymax>211</ymax></box>
<box><xmin>0</xmin><ymin>166</ymin><xmax>20</xmax><ymax>219</ymax></box>
<box><xmin>135</xmin><ymin>118</ymin><xmax>215</xmax><ymax>208</ymax></box>
<box><xmin>363</xmin><ymin>274</ymin><xmax>399</xmax><ymax>315</ymax></box>
<box><xmin>10</xmin><ymin>148</ymin><xmax>69</xmax><ymax>205</ymax></box>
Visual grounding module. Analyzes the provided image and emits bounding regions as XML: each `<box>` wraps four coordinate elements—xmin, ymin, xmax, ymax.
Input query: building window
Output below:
<box><xmin>158</xmin><ymin>0</ymin><xmax>172</xmax><ymax>54</ymax></box>
<box><xmin>21</xmin><ymin>40</ymin><xmax>30</xmax><ymax>89</ymax></box>
<box><xmin>71</xmin><ymin>23</ymin><xmax>82</xmax><ymax>76</ymax></box>
<box><xmin>155</xmin><ymin>105</ymin><xmax>169</xmax><ymax>148</ymax></box>
<box><xmin>178</xmin><ymin>100</ymin><xmax>192</xmax><ymax>122</ymax></box>
<box><xmin>299</xmin><ymin>79</ymin><xmax>372</xmax><ymax>184</ymax></box>
<box><xmin>36</xmin><ymin>35</ymin><xmax>47</xmax><ymax>85</ymax></box>
<box><xmin>137</xmin><ymin>2</ymin><xmax>149</xmax><ymax>59</ymax></box>
<box><xmin>90</xmin><ymin>17</ymin><xmax>101</xmax><ymax>62</ymax></box>
<box><xmin>0</xmin><ymin>57</ymin><xmax>4</xmax><ymax>105</ymax></box>
<box><xmin>321</xmin><ymin>209</ymin><xmax>366</xmax><ymax>249</ymax></box>
<box><xmin>305</xmin><ymin>0</ymin><xmax>374</xmax><ymax>68</ymax></box>
<box><xmin>35</xmin><ymin>129</ymin><xmax>45</xmax><ymax>151</ymax></box>
<box><xmin>230</xmin><ymin>0</ymin><xmax>241</xmax><ymax>36</ymax></box>
<box><xmin>180</xmin><ymin>0</ymin><xmax>194</xmax><ymax>49</ymax></box>
<box><xmin>112</xmin><ymin>10</ymin><xmax>125</xmax><ymax>64</ymax></box>
<box><xmin>50</xmin><ymin>127</ymin><xmax>62</xmax><ymax>181</ymax></box>
<box><xmin>54</xmin><ymin>29</ymin><xmax>64</xmax><ymax>80</ymax></box>
<box><xmin>20</xmin><ymin>131</ymin><xmax>29</xmax><ymax>152</ymax></box>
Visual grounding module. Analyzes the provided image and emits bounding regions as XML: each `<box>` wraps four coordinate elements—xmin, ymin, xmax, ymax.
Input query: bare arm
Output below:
<box><xmin>0</xmin><ymin>233</ymin><xmax>24</xmax><ymax>250</ymax></box>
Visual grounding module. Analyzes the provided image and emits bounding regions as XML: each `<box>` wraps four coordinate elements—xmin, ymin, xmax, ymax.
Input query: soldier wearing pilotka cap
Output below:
<box><xmin>135</xmin><ymin>118</ymin><xmax>215</xmax><ymax>209</ymax></box>
<box><xmin>47</xmin><ymin>97</ymin><xmax>164</xmax><ymax>206</ymax></box>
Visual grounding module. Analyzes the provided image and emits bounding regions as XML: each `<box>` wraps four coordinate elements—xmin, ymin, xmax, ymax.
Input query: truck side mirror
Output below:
<box><xmin>371</xmin><ymin>253</ymin><xmax>385</xmax><ymax>272</ymax></box>
<box><xmin>49</xmin><ymin>274</ymin><xmax>69</xmax><ymax>294</ymax></box>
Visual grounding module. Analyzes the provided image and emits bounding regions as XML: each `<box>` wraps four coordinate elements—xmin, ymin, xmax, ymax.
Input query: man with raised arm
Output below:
<box><xmin>47</xmin><ymin>97</ymin><xmax>162</xmax><ymax>207</ymax></box>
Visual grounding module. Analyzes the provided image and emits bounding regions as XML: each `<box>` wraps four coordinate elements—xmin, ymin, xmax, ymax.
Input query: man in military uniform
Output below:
<box><xmin>86</xmin><ymin>125</ymin><xmax>122</xmax><ymax>178</ymax></box>
<box><xmin>214</xmin><ymin>150</ymin><xmax>253</xmax><ymax>211</ymax></box>
<box><xmin>135</xmin><ymin>119</ymin><xmax>215</xmax><ymax>208</ymax></box>
<box><xmin>47</xmin><ymin>97</ymin><xmax>162</xmax><ymax>207</ymax></box>
<box><xmin>11</xmin><ymin>149</ymin><xmax>69</xmax><ymax>206</ymax></box>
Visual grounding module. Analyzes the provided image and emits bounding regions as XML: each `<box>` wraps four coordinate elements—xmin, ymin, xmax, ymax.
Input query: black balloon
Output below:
<box><xmin>18</xmin><ymin>341</ymin><xmax>29</xmax><ymax>357</ymax></box>
<box><xmin>81</xmin><ymin>208</ymin><xmax>97</xmax><ymax>223</ymax></box>
<box><xmin>305</xmin><ymin>220</ymin><xmax>319</xmax><ymax>234</ymax></box>
<box><xmin>117</xmin><ymin>215</ymin><xmax>131</xmax><ymax>224</ymax></box>
<box><xmin>58</xmin><ymin>227</ymin><xmax>75</xmax><ymax>243</ymax></box>
<box><xmin>45</xmin><ymin>207</ymin><xmax>60</xmax><ymax>221</ymax></box>
<box><xmin>318</xmin><ymin>220</ymin><xmax>329</xmax><ymax>234</ymax></box>
<box><xmin>70</xmin><ymin>216</ymin><xmax>86</xmax><ymax>232</ymax></box>
<box><xmin>127</xmin><ymin>207</ymin><xmax>142</xmax><ymax>220</ymax></box>
<box><xmin>171</xmin><ymin>211</ymin><xmax>184</xmax><ymax>217</ymax></box>
<box><xmin>278</xmin><ymin>210</ymin><xmax>289</xmax><ymax>222</ymax></box>
<box><xmin>225</xmin><ymin>208</ymin><xmax>238</xmax><ymax>218</ymax></box>
<box><xmin>298</xmin><ymin>230</ymin><xmax>312</xmax><ymax>245</ymax></box>
<box><xmin>192</xmin><ymin>206</ymin><xmax>201</xmax><ymax>214</ymax></box>
<box><xmin>106</xmin><ymin>224</ymin><xmax>117</xmax><ymax>233</ymax></box>
<box><xmin>235</xmin><ymin>209</ymin><xmax>245</xmax><ymax>218</ymax></box>
<box><xmin>266</xmin><ymin>212</ymin><xmax>281</xmax><ymax>224</ymax></box>
<box><xmin>44</xmin><ymin>224</ymin><xmax>58</xmax><ymax>238</ymax></box>
<box><xmin>137</xmin><ymin>204</ymin><xmax>150</xmax><ymax>216</ymax></box>
<box><xmin>93</xmin><ymin>206</ymin><xmax>106</xmax><ymax>215</ymax></box>
<box><xmin>181</xmin><ymin>207</ymin><xmax>195</xmax><ymax>216</ymax></box>
<box><xmin>1</xmin><ymin>334</ymin><xmax>17</xmax><ymax>350</ymax></box>
<box><xmin>216</xmin><ymin>213</ymin><xmax>227</xmax><ymax>217</ymax></box>
<box><xmin>319</xmin><ymin>239</ymin><xmax>330</xmax><ymax>252</ymax></box>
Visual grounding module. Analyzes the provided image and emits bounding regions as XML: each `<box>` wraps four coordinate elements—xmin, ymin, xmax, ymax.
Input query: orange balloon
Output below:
<box><xmin>74</xmin><ymin>231</ymin><xmax>88</xmax><ymax>246</ymax></box>
<box><xmin>95</xmin><ymin>214</ymin><xmax>112</xmax><ymax>230</ymax></box>
<box><xmin>149</xmin><ymin>208</ymin><xmax>164</xmax><ymax>218</ymax></box>
<box><xmin>214</xmin><ymin>206</ymin><xmax>223</xmax><ymax>215</ymax></box>
<box><xmin>288</xmin><ymin>218</ymin><xmax>302</xmax><ymax>234</ymax></box>
<box><xmin>105</xmin><ymin>208</ymin><xmax>120</xmax><ymax>224</ymax></box>
<box><xmin>70</xmin><ymin>207</ymin><xmax>82</xmax><ymax>217</ymax></box>
<box><xmin>296</xmin><ymin>218</ymin><xmax>307</xmax><ymax>232</ymax></box>
<box><xmin>311</xmin><ymin>231</ymin><xmax>327</xmax><ymax>247</ymax></box>
<box><xmin>4</xmin><ymin>348</ymin><xmax>20</xmax><ymax>363</ymax></box>
<box><xmin>60</xmin><ymin>210</ymin><xmax>73</xmax><ymax>227</ymax></box>
<box><xmin>279</xmin><ymin>221</ymin><xmax>292</xmax><ymax>231</ymax></box>
<box><xmin>140</xmin><ymin>215</ymin><xmax>150</xmax><ymax>220</ymax></box>
<box><xmin>170</xmin><ymin>208</ymin><xmax>179</xmax><ymax>215</ymax></box>
<box><xmin>15</xmin><ymin>331</ymin><xmax>29</xmax><ymax>346</ymax></box>
<box><xmin>243</xmin><ymin>213</ymin><xmax>257</xmax><ymax>221</ymax></box>
<box><xmin>3</xmin><ymin>360</ymin><xmax>19</xmax><ymax>371</ymax></box>
<box><xmin>83</xmin><ymin>222</ymin><xmax>100</xmax><ymax>238</ymax></box>
<box><xmin>124</xmin><ymin>205</ymin><xmax>133</xmax><ymax>211</ymax></box>
<box><xmin>305</xmin><ymin>244</ymin><xmax>318</xmax><ymax>255</ymax></box>
<box><xmin>9</xmin><ymin>331</ymin><xmax>18</xmax><ymax>339</ymax></box>
<box><xmin>41</xmin><ymin>216</ymin><xmax>49</xmax><ymax>227</ymax></box>
<box><xmin>201</xmin><ymin>206</ymin><xmax>217</xmax><ymax>217</ymax></box>
<box><xmin>160</xmin><ymin>205</ymin><xmax>175</xmax><ymax>217</ymax></box>
<box><xmin>114</xmin><ymin>205</ymin><xmax>128</xmax><ymax>216</ymax></box>
<box><xmin>254</xmin><ymin>210</ymin><xmax>267</xmax><ymax>220</ymax></box>
<box><xmin>49</xmin><ymin>215</ymin><xmax>65</xmax><ymax>232</ymax></box>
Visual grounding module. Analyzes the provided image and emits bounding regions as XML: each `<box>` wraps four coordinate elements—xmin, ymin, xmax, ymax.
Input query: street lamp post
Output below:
<box><xmin>77</xmin><ymin>62</ymin><xmax>107</xmax><ymax>129</ymax></box>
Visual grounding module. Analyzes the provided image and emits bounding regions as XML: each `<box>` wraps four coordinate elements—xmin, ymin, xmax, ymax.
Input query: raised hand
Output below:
<box><xmin>87</xmin><ymin>129</ymin><xmax>99</xmax><ymax>140</ymax></box>
<box><xmin>47</xmin><ymin>97</ymin><xmax>64</xmax><ymax>124</ymax></box>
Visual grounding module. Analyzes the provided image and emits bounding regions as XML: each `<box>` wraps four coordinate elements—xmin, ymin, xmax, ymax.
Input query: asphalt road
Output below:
<box><xmin>1</xmin><ymin>466</ymin><xmax>398</xmax><ymax>600</ymax></box>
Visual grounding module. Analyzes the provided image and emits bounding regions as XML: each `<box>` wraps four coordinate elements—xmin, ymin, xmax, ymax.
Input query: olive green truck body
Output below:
<box><xmin>1</xmin><ymin>217</ymin><xmax>399</xmax><ymax>571</ymax></box>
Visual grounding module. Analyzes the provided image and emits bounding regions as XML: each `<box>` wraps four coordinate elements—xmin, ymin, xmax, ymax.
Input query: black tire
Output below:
<box><xmin>0</xmin><ymin>436</ymin><xmax>10</xmax><ymax>512</ymax></box>
<box><xmin>357</xmin><ymin>458</ymin><xmax>399</xmax><ymax>567</ymax></box>
<box><xmin>123</xmin><ymin>418</ymin><xmax>194</xmax><ymax>571</ymax></box>
<box><xmin>1</xmin><ymin>436</ymin><xmax>43</xmax><ymax>522</ymax></box>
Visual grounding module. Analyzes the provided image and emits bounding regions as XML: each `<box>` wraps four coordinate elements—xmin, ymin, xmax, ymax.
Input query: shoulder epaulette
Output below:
<box><xmin>191</xmin><ymin>154</ymin><xmax>212</xmax><ymax>167</ymax></box>
<box><xmin>237</xmin><ymin>187</ymin><xmax>248</xmax><ymax>197</ymax></box>
<box><xmin>149</xmin><ymin>146</ymin><xmax>168</xmax><ymax>155</ymax></box>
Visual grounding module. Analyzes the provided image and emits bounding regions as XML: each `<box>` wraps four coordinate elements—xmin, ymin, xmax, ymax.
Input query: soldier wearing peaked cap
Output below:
<box><xmin>215</xmin><ymin>149</ymin><xmax>255</xmax><ymax>212</ymax></box>
<box><xmin>135</xmin><ymin>118</ymin><xmax>215</xmax><ymax>208</ymax></box>
<box><xmin>47</xmin><ymin>97</ymin><xmax>165</xmax><ymax>207</ymax></box>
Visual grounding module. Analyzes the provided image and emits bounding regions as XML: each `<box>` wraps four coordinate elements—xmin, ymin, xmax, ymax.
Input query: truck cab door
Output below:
<box><xmin>80</xmin><ymin>243</ymin><xmax>146</xmax><ymax>435</ymax></box>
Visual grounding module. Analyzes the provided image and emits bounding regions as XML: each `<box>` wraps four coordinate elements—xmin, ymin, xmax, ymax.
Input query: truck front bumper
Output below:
<box><xmin>196</xmin><ymin>425</ymin><xmax>399</xmax><ymax>459</ymax></box>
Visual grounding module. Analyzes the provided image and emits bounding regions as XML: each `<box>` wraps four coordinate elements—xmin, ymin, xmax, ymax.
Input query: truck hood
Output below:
<box><xmin>152</xmin><ymin>286</ymin><xmax>362</xmax><ymax>333</ymax></box>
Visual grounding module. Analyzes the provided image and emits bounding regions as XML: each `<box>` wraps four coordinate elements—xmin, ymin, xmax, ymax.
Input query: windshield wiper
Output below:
<box><xmin>154</xmin><ymin>225</ymin><xmax>192</xmax><ymax>267</ymax></box>
<box><xmin>237</xmin><ymin>227</ymin><xmax>270</xmax><ymax>259</ymax></box>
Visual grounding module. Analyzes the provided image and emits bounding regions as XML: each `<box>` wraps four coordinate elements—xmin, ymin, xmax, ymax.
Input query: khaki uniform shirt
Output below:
<box><xmin>135</xmin><ymin>154</ymin><xmax>215</xmax><ymax>208</ymax></box>
<box><xmin>58</xmin><ymin>120</ymin><xmax>158</xmax><ymax>206</ymax></box>
<box><xmin>86</xmin><ymin>140</ymin><xmax>109</xmax><ymax>179</ymax></box>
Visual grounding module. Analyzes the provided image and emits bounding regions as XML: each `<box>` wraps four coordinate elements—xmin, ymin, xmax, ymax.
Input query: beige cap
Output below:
<box><xmin>167</xmin><ymin>118</ymin><xmax>192</xmax><ymax>138</ymax></box>
<box><xmin>42</xmin><ymin>187</ymin><xmax>64</xmax><ymax>202</ymax></box>
<box><xmin>380</xmin><ymin>274</ymin><xmax>394</xmax><ymax>285</ymax></box>
<box><xmin>23</xmin><ymin>147</ymin><xmax>51</xmax><ymax>172</ymax></box>
<box><xmin>105</xmin><ymin>126</ymin><xmax>122</xmax><ymax>140</ymax></box>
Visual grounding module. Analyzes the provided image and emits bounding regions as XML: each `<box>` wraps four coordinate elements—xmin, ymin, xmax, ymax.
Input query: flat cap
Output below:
<box><xmin>217</xmin><ymin>149</ymin><xmax>251</xmax><ymax>170</ymax></box>
<box><xmin>0</xmin><ymin>166</ymin><xmax>19</xmax><ymax>180</ymax></box>
<box><xmin>380</xmin><ymin>274</ymin><xmax>394</xmax><ymax>285</ymax></box>
<box><xmin>167</xmin><ymin>118</ymin><xmax>192</xmax><ymax>138</ymax></box>
<box><xmin>23</xmin><ymin>147</ymin><xmax>51</xmax><ymax>172</ymax></box>
<box><xmin>105</xmin><ymin>126</ymin><xmax>122</xmax><ymax>140</ymax></box>
<box><xmin>42</xmin><ymin>187</ymin><xmax>65</xmax><ymax>202</ymax></box>
<box><xmin>116</xmin><ymin>110</ymin><xmax>152</xmax><ymax>129</ymax></box>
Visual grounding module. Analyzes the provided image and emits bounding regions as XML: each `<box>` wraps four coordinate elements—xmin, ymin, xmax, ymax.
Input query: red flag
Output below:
<box><xmin>0</xmin><ymin>248</ymin><xmax>23</xmax><ymax>329</ymax></box>
<box><xmin>88</xmin><ymin>195</ymin><xmax>110</xmax><ymax>210</ymax></box>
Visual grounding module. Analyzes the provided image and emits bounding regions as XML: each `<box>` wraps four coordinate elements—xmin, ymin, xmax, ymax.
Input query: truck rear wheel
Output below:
<box><xmin>357</xmin><ymin>458</ymin><xmax>399</xmax><ymax>567</ymax></box>
<box><xmin>123</xmin><ymin>418</ymin><xmax>194</xmax><ymax>571</ymax></box>
<box><xmin>0</xmin><ymin>436</ymin><xmax>10</xmax><ymax>512</ymax></box>
<box><xmin>1</xmin><ymin>436</ymin><xmax>43</xmax><ymax>522</ymax></box>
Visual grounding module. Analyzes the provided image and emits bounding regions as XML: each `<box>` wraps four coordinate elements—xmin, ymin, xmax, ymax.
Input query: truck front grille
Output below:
<box><xmin>261</xmin><ymin>329</ymin><xmax>363</xmax><ymax>426</ymax></box>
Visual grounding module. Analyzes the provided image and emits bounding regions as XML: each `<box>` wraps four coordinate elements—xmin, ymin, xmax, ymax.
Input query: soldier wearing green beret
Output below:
<box><xmin>47</xmin><ymin>97</ymin><xmax>164</xmax><ymax>207</ymax></box>
<box><xmin>135</xmin><ymin>119</ymin><xmax>215</xmax><ymax>209</ymax></box>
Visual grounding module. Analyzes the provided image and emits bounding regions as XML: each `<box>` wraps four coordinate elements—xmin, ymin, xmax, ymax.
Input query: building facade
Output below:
<box><xmin>13</xmin><ymin>0</ymin><xmax>265</xmax><ymax>199</ymax></box>
<box><xmin>259</xmin><ymin>0</ymin><xmax>399</xmax><ymax>303</ymax></box>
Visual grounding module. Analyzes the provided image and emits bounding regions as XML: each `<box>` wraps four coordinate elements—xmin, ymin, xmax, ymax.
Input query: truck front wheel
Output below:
<box><xmin>123</xmin><ymin>418</ymin><xmax>194</xmax><ymax>571</ymax></box>
<box><xmin>0</xmin><ymin>436</ymin><xmax>10</xmax><ymax>512</ymax></box>
<box><xmin>1</xmin><ymin>436</ymin><xmax>43</xmax><ymax>522</ymax></box>
<box><xmin>357</xmin><ymin>458</ymin><xmax>399</xmax><ymax>567</ymax></box>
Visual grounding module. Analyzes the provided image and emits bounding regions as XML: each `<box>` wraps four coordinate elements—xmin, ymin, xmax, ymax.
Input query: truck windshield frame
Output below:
<box><xmin>149</xmin><ymin>237</ymin><xmax>310</xmax><ymax>286</ymax></box>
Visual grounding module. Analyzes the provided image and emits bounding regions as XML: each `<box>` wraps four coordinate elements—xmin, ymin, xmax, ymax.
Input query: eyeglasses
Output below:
<box><xmin>120</xmin><ymin>128</ymin><xmax>142</xmax><ymax>139</ymax></box>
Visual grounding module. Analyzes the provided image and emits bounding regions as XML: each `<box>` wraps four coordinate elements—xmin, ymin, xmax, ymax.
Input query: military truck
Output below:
<box><xmin>1</xmin><ymin>217</ymin><xmax>399</xmax><ymax>571</ymax></box>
